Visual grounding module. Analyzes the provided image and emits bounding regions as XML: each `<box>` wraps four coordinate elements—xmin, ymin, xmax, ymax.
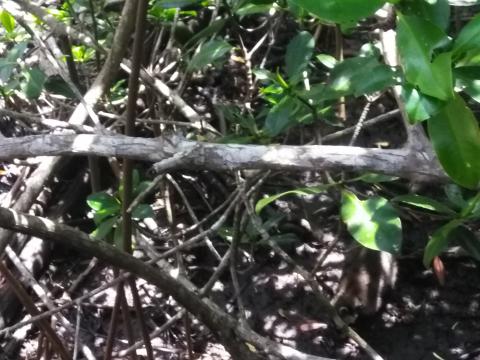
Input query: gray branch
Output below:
<box><xmin>0</xmin><ymin>134</ymin><xmax>448</xmax><ymax>182</ymax></box>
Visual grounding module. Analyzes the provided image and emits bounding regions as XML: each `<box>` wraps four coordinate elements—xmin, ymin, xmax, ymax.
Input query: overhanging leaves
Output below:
<box><xmin>285</xmin><ymin>31</ymin><xmax>314</xmax><ymax>83</ymax></box>
<box><xmin>427</xmin><ymin>94</ymin><xmax>480</xmax><ymax>189</ymax></box>
<box><xmin>397</xmin><ymin>14</ymin><xmax>453</xmax><ymax>100</ymax></box>
<box><xmin>453</xmin><ymin>14</ymin><xmax>480</xmax><ymax>60</ymax></box>
<box><xmin>289</xmin><ymin>0</ymin><xmax>385</xmax><ymax>27</ymax></box>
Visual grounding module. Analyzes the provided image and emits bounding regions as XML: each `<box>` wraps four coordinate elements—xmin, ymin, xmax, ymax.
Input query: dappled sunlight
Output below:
<box><xmin>71</xmin><ymin>134</ymin><xmax>97</xmax><ymax>153</ymax></box>
<box><xmin>261</xmin><ymin>145</ymin><xmax>370</xmax><ymax>166</ymax></box>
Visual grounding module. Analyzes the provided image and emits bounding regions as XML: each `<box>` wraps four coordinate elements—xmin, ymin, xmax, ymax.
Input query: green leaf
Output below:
<box><xmin>400</xmin><ymin>84</ymin><xmax>445</xmax><ymax>123</ymax></box>
<box><xmin>0</xmin><ymin>42</ymin><xmax>27</xmax><ymax>83</ymax></box>
<box><xmin>87</xmin><ymin>192</ymin><xmax>121</xmax><ymax>213</ymax></box>
<box><xmin>316</xmin><ymin>54</ymin><xmax>337</xmax><ymax>69</ymax></box>
<box><xmin>289</xmin><ymin>0</ymin><xmax>384</xmax><ymax>27</ymax></box>
<box><xmin>328</xmin><ymin>56</ymin><xmax>396</xmax><ymax>97</ymax></box>
<box><xmin>255</xmin><ymin>185</ymin><xmax>330</xmax><ymax>214</ymax></box>
<box><xmin>397</xmin><ymin>14</ymin><xmax>452</xmax><ymax>100</ymax></box>
<box><xmin>252</xmin><ymin>68</ymin><xmax>276</xmax><ymax>82</ymax></box>
<box><xmin>453</xmin><ymin>226</ymin><xmax>480</xmax><ymax>261</ymax></box>
<box><xmin>44</xmin><ymin>75</ymin><xmax>76</xmax><ymax>98</ymax></box>
<box><xmin>453</xmin><ymin>14</ymin><xmax>480</xmax><ymax>60</ymax></box>
<box><xmin>0</xmin><ymin>10</ymin><xmax>15</xmax><ymax>33</ymax></box>
<box><xmin>132</xmin><ymin>204</ymin><xmax>154</xmax><ymax>220</ymax></box>
<box><xmin>91</xmin><ymin>216</ymin><xmax>118</xmax><ymax>240</ymax></box>
<box><xmin>341</xmin><ymin>191</ymin><xmax>402</xmax><ymax>254</ymax></box>
<box><xmin>21</xmin><ymin>67</ymin><xmax>46</xmax><ymax>99</ymax></box>
<box><xmin>427</xmin><ymin>94</ymin><xmax>480</xmax><ymax>189</ymax></box>
<box><xmin>356</xmin><ymin>173</ymin><xmax>399</xmax><ymax>183</ymax></box>
<box><xmin>400</xmin><ymin>0</ymin><xmax>450</xmax><ymax>31</ymax></box>
<box><xmin>134</xmin><ymin>181</ymin><xmax>152</xmax><ymax>197</ymax></box>
<box><xmin>285</xmin><ymin>31</ymin><xmax>314</xmax><ymax>83</ymax></box>
<box><xmin>454</xmin><ymin>66</ymin><xmax>480</xmax><ymax>103</ymax></box>
<box><xmin>393</xmin><ymin>194</ymin><xmax>456</xmax><ymax>215</ymax></box>
<box><xmin>236</xmin><ymin>2</ymin><xmax>274</xmax><ymax>16</ymax></box>
<box><xmin>423</xmin><ymin>219</ymin><xmax>462</xmax><ymax>267</ymax></box>
<box><xmin>188</xmin><ymin>39</ymin><xmax>232</xmax><ymax>71</ymax></box>
<box><xmin>263</xmin><ymin>96</ymin><xmax>297</xmax><ymax>136</ymax></box>
<box><xmin>93</xmin><ymin>210</ymin><xmax>116</xmax><ymax>225</ymax></box>
<box><xmin>461</xmin><ymin>192</ymin><xmax>480</xmax><ymax>218</ymax></box>
<box><xmin>444</xmin><ymin>184</ymin><xmax>467</xmax><ymax>209</ymax></box>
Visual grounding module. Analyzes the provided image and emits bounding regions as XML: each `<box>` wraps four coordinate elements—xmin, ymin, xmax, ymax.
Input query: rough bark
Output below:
<box><xmin>0</xmin><ymin>133</ymin><xmax>448</xmax><ymax>183</ymax></box>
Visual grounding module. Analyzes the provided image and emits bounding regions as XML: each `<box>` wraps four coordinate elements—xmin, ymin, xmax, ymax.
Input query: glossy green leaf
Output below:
<box><xmin>289</xmin><ymin>0</ymin><xmax>384</xmax><ymax>26</ymax></box>
<box><xmin>132</xmin><ymin>204</ymin><xmax>154</xmax><ymax>220</ymax></box>
<box><xmin>328</xmin><ymin>56</ymin><xmax>396</xmax><ymax>97</ymax></box>
<box><xmin>91</xmin><ymin>216</ymin><xmax>118</xmax><ymax>240</ymax></box>
<box><xmin>253</xmin><ymin>68</ymin><xmax>276</xmax><ymax>82</ymax></box>
<box><xmin>255</xmin><ymin>185</ymin><xmax>330</xmax><ymax>214</ymax></box>
<box><xmin>188</xmin><ymin>39</ymin><xmax>232</xmax><ymax>71</ymax></box>
<box><xmin>87</xmin><ymin>192</ymin><xmax>121</xmax><ymax>212</ymax></box>
<box><xmin>285</xmin><ymin>31</ymin><xmax>314</xmax><ymax>83</ymax></box>
<box><xmin>453</xmin><ymin>14</ymin><xmax>480</xmax><ymax>59</ymax></box>
<box><xmin>393</xmin><ymin>194</ymin><xmax>456</xmax><ymax>215</ymax></box>
<box><xmin>423</xmin><ymin>219</ymin><xmax>462</xmax><ymax>267</ymax></box>
<box><xmin>341</xmin><ymin>191</ymin><xmax>402</xmax><ymax>254</ymax></box>
<box><xmin>399</xmin><ymin>0</ymin><xmax>450</xmax><ymax>31</ymax></box>
<box><xmin>454</xmin><ymin>66</ymin><xmax>480</xmax><ymax>103</ymax></box>
<box><xmin>427</xmin><ymin>94</ymin><xmax>480</xmax><ymax>189</ymax></box>
<box><xmin>93</xmin><ymin>209</ymin><xmax>116</xmax><ymax>225</ymax></box>
<box><xmin>0</xmin><ymin>10</ymin><xmax>15</xmax><ymax>33</ymax></box>
<box><xmin>397</xmin><ymin>14</ymin><xmax>452</xmax><ymax>100</ymax></box>
<box><xmin>263</xmin><ymin>96</ymin><xmax>297</xmax><ymax>136</ymax></box>
<box><xmin>21</xmin><ymin>67</ymin><xmax>46</xmax><ymax>99</ymax></box>
<box><xmin>316</xmin><ymin>54</ymin><xmax>337</xmax><ymax>69</ymax></box>
<box><xmin>400</xmin><ymin>84</ymin><xmax>445</xmax><ymax>123</ymax></box>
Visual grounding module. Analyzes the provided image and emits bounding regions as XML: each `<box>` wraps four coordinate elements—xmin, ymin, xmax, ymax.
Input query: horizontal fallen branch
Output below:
<box><xmin>0</xmin><ymin>206</ymin><xmax>333</xmax><ymax>360</ymax></box>
<box><xmin>1</xmin><ymin>133</ymin><xmax>447</xmax><ymax>182</ymax></box>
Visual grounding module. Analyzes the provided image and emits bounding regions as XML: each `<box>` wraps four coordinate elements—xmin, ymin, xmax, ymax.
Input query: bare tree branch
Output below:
<box><xmin>0</xmin><ymin>134</ymin><xmax>448</xmax><ymax>182</ymax></box>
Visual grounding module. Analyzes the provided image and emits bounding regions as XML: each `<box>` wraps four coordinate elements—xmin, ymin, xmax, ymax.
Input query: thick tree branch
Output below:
<box><xmin>1</xmin><ymin>134</ymin><xmax>448</xmax><ymax>182</ymax></box>
<box><xmin>0</xmin><ymin>207</ymin><xmax>333</xmax><ymax>360</ymax></box>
